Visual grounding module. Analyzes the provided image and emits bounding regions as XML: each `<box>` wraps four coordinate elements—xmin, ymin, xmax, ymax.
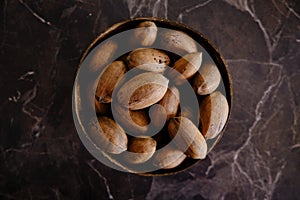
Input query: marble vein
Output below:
<box><xmin>271</xmin><ymin>0</ymin><xmax>286</xmax><ymax>16</ymax></box>
<box><xmin>20</xmin><ymin>85</ymin><xmax>44</xmax><ymax>138</ymax></box>
<box><xmin>19</xmin><ymin>0</ymin><xmax>52</xmax><ymax>26</ymax></box>
<box><xmin>125</xmin><ymin>0</ymin><xmax>168</xmax><ymax>18</ymax></box>
<box><xmin>285</xmin><ymin>1</ymin><xmax>300</xmax><ymax>20</ymax></box>
<box><xmin>8</xmin><ymin>90</ymin><xmax>21</xmax><ymax>103</ymax></box>
<box><xmin>184</xmin><ymin>0</ymin><xmax>214</xmax><ymax>13</ymax></box>
<box><xmin>226</xmin><ymin>58</ymin><xmax>283</xmax><ymax>67</ymax></box>
<box><xmin>93</xmin><ymin>8</ymin><xmax>102</xmax><ymax>36</ymax></box>
<box><xmin>51</xmin><ymin>188</ymin><xmax>61</xmax><ymax>200</ymax></box>
<box><xmin>87</xmin><ymin>160</ymin><xmax>114</xmax><ymax>200</ymax></box>
<box><xmin>18</xmin><ymin>71</ymin><xmax>35</xmax><ymax>81</ymax></box>
<box><xmin>291</xmin><ymin>143</ymin><xmax>300</xmax><ymax>149</ymax></box>
<box><xmin>223</xmin><ymin>0</ymin><xmax>282</xmax><ymax>62</ymax></box>
<box><xmin>245</xmin><ymin>1</ymin><xmax>272</xmax><ymax>62</ymax></box>
<box><xmin>177</xmin><ymin>0</ymin><xmax>213</xmax><ymax>22</ymax></box>
<box><xmin>126</xmin><ymin>0</ymin><xmax>146</xmax><ymax>18</ymax></box>
<box><xmin>5</xmin><ymin>148</ymin><xmax>48</xmax><ymax>156</ymax></box>
<box><xmin>230</xmin><ymin>62</ymin><xmax>284</xmax><ymax>199</ymax></box>
<box><xmin>152</xmin><ymin>0</ymin><xmax>161</xmax><ymax>17</ymax></box>
<box><xmin>163</xmin><ymin>0</ymin><xmax>168</xmax><ymax>18</ymax></box>
<box><xmin>287</xmin><ymin>75</ymin><xmax>300</xmax><ymax>145</ymax></box>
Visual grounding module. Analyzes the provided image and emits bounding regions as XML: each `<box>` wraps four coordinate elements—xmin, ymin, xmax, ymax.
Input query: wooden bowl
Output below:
<box><xmin>72</xmin><ymin>17</ymin><xmax>233</xmax><ymax>176</ymax></box>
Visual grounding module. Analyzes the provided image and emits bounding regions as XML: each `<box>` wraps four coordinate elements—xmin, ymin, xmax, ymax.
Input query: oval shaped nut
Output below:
<box><xmin>88</xmin><ymin>40</ymin><xmax>118</xmax><ymax>72</ymax></box>
<box><xmin>82</xmin><ymin>81</ymin><xmax>106</xmax><ymax>117</ymax></box>
<box><xmin>96</xmin><ymin>61</ymin><xmax>127</xmax><ymax>103</ymax></box>
<box><xmin>117</xmin><ymin>72</ymin><xmax>169</xmax><ymax>110</ymax></box>
<box><xmin>127</xmin><ymin>48</ymin><xmax>170</xmax><ymax>73</ymax></box>
<box><xmin>164</xmin><ymin>151</ymin><xmax>187</xmax><ymax>169</ymax></box>
<box><xmin>149</xmin><ymin>104</ymin><xmax>168</xmax><ymax>129</ymax></box>
<box><xmin>112</xmin><ymin>103</ymin><xmax>150</xmax><ymax>135</ymax></box>
<box><xmin>193</xmin><ymin>63</ymin><xmax>221</xmax><ymax>95</ymax></box>
<box><xmin>153</xmin><ymin>146</ymin><xmax>186</xmax><ymax>169</ymax></box>
<box><xmin>200</xmin><ymin>91</ymin><xmax>229</xmax><ymax>139</ymax></box>
<box><xmin>168</xmin><ymin>117</ymin><xmax>207</xmax><ymax>159</ymax></box>
<box><xmin>89</xmin><ymin>116</ymin><xmax>128</xmax><ymax>154</ymax></box>
<box><xmin>168</xmin><ymin>52</ymin><xmax>202</xmax><ymax>85</ymax></box>
<box><xmin>160</xmin><ymin>30</ymin><xmax>198</xmax><ymax>56</ymax></box>
<box><xmin>149</xmin><ymin>87</ymin><xmax>180</xmax><ymax>128</ymax></box>
<box><xmin>124</xmin><ymin>137</ymin><xmax>156</xmax><ymax>164</ymax></box>
<box><xmin>133</xmin><ymin>21</ymin><xmax>158</xmax><ymax>46</ymax></box>
<box><xmin>159</xmin><ymin>86</ymin><xmax>180</xmax><ymax>119</ymax></box>
<box><xmin>94</xmin><ymin>98</ymin><xmax>109</xmax><ymax>115</ymax></box>
<box><xmin>179</xmin><ymin>105</ymin><xmax>199</xmax><ymax>126</ymax></box>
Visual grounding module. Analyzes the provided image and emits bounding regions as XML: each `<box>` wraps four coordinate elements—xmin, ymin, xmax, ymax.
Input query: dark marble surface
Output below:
<box><xmin>1</xmin><ymin>0</ymin><xmax>300</xmax><ymax>199</ymax></box>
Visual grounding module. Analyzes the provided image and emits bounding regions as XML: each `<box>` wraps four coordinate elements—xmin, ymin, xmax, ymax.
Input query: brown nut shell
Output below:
<box><xmin>193</xmin><ymin>62</ymin><xmax>221</xmax><ymax>95</ymax></box>
<box><xmin>158</xmin><ymin>86</ymin><xmax>180</xmax><ymax>119</ymax></box>
<box><xmin>168</xmin><ymin>116</ymin><xmax>207</xmax><ymax>159</ymax></box>
<box><xmin>149</xmin><ymin>87</ymin><xmax>180</xmax><ymax>128</ymax></box>
<box><xmin>160</xmin><ymin>30</ymin><xmax>198</xmax><ymax>55</ymax></box>
<box><xmin>133</xmin><ymin>21</ymin><xmax>158</xmax><ymax>46</ymax></box>
<box><xmin>200</xmin><ymin>91</ymin><xmax>229</xmax><ymax>139</ymax></box>
<box><xmin>112</xmin><ymin>103</ymin><xmax>150</xmax><ymax>135</ymax></box>
<box><xmin>96</xmin><ymin>61</ymin><xmax>127</xmax><ymax>103</ymax></box>
<box><xmin>179</xmin><ymin>104</ymin><xmax>199</xmax><ymax>126</ymax></box>
<box><xmin>127</xmin><ymin>48</ymin><xmax>170</xmax><ymax>73</ymax></box>
<box><xmin>168</xmin><ymin>52</ymin><xmax>202</xmax><ymax>85</ymax></box>
<box><xmin>123</xmin><ymin>137</ymin><xmax>156</xmax><ymax>164</ymax></box>
<box><xmin>117</xmin><ymin>72</ymin><xmax>169</xmax><ymax>110</ymax></box>
<box><xmin>88</xmin><ymin>40</ymin><xmax>117</xmax><ymax>72</ymax></box>
<box><xmin>153</xmin><ymin>146</ymin><xmax>186</xmax><ymax>169</ymax></box>
<box><xmin>89</xmin><ymin>116</ymin><xmax>127</xmax><ymax>154</ymax></box>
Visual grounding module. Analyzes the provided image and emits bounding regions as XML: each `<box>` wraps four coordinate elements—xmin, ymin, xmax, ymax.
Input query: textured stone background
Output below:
<box><xmin>0</xmin><ymin>0</ymin><xmax>299</xmax><ymax>199</ymax></box>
